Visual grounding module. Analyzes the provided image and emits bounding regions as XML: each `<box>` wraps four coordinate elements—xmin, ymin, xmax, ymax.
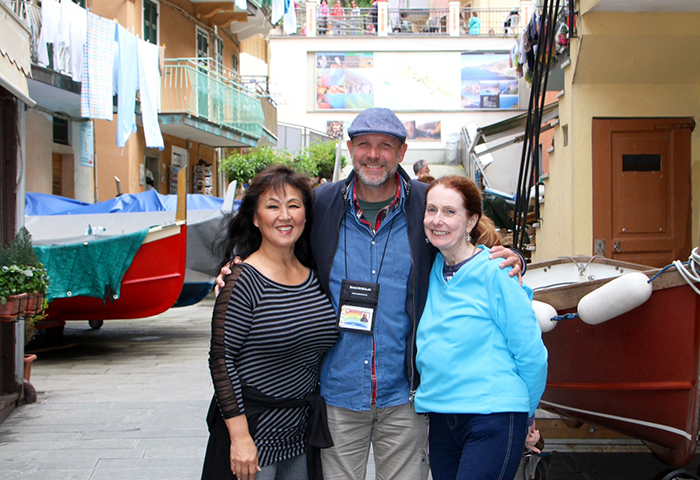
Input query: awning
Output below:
<box><xmin>0</xmin><ymin>3</ymin><xmax>35</xmax><ymax>106</ymax></box>
<box><xmin>468</xmin><ymin>102</ymin><xmax>559</xmax><ymax>155</ymax></box>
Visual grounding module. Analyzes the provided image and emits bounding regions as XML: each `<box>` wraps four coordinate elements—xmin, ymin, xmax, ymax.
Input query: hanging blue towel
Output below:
<box><xmin>115</xmin><ymin>25</ymin><xmax>139</xmax><ymax>147</ymax></box>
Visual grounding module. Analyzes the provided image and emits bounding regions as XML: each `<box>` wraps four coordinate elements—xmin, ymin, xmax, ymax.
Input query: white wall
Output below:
<box><xmin>269</xmin><ymin>35</ymin><xmax>529</xmax><ymax>166</ymax></box>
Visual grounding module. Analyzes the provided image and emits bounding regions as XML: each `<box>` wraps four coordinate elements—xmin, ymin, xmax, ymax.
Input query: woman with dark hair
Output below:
<box><xmin>202</xmin><ymin>165</ymin><xmax>339</xmax><ymax>480</ymax></box>
<box><xmin>415</xmin><ymin>175</ymin><xmax>548</xmax><ymax>480</ymax></box>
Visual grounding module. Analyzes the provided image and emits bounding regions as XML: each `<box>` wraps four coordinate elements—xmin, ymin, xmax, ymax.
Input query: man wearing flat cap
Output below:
<box><xmin>309</xmin><ymin>107</ymin><xmax>524</xmax><ymax>479</ymax></box>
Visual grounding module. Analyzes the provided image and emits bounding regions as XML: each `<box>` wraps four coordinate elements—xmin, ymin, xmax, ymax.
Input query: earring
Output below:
<box><xmin>466</xmin><ymin>233</ymin><xmax>472</xmax><ymax>242</ymax></box>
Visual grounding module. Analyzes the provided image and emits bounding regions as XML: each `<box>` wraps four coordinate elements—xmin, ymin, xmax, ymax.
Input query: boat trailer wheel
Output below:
<box><xmin>656</xmin><ymin>468</ymin><xmax>700</xmax><ymax>480</ymax></box>
<box><xmin>88</xmin><ymin>320</ymin><xmax>104</xmax><ymax>330</ymax></box>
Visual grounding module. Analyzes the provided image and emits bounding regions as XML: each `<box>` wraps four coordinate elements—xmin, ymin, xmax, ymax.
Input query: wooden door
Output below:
<box><xmin>592</xmin><ymin>118</ymin><xmax>693</xmax><ymax>267</ymax></box>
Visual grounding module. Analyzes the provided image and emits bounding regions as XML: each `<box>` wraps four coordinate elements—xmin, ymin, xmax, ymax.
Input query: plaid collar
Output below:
<box><xmin>351</xmin><ymin>173</ymin><xmax>403</xmax><ymax>233</ymax></box>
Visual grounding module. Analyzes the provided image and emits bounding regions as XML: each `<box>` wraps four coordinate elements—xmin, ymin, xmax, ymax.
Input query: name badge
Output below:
<box><xmin>337</xmin><ymin>279</ymin><xmax>380</xmax><ymax>335</ymax></box>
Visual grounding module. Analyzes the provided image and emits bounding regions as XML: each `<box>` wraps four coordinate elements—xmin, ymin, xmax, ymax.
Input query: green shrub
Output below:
<box><xmin>220</xmin><ymin>141</ymin><xmax>346</xmax><ymax>187</ymax></box>
<box><xmin>0</xmin><ymin>228</ymin><xmax>49</xmax><ymax>305</ymax></box>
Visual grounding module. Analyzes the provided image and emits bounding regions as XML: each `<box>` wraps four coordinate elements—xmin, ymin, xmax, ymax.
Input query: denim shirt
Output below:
<box><xmin>319</xmin><ymin>179</ymin><xmax>413</xmax><ymax>411</ymax></box>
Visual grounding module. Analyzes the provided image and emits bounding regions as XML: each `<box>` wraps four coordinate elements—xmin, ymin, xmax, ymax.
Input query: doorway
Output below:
<box><xmin>592</xmin><ymin>118</ymin><xmax>693</xmax><ymax>267</ymax></box>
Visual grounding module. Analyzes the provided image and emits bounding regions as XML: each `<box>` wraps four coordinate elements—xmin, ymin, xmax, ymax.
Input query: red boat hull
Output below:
<box><xmin>539</xmin><ymin>279</ymin><xmax>700</xmax><ymax>466</ymax></box>
<box><xmin>39</xmin><ymin>223</ymin><xmax>187</xmax><ymax>325</ymax></box>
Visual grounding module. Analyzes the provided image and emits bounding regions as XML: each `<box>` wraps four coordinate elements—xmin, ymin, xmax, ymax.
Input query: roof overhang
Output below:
<box><xmin>0</xmin><ymin>3</ymin><xmax>35</xmax><ymax>106</ymax></box>
<box><xmin>583</xmin><ymin>0</ymin><xmax>700</xmax><ymax>13</ymax></box>
<box><xmin>193</xmin><ymin>2</ymin><xmax>249</xmax><ymax>28</ymax></box>
<box><xmin>26</xmin><ymin>65</ymin><xmax>82</xmax><ymax>118</ymax></box>
<box><xmin>155</xmin><ymin>113</ymin><xmax>261</xmax><ymax>148</ymax></box>
<box><xmin>227</xmin><ymin>0</ymin><xmax>272</xmax><ymax>41</ymax></box>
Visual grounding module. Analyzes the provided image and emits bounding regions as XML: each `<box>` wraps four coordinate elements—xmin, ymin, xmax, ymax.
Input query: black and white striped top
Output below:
<box><xmin>209</xmin><ymin>263</ymin><xmax>339</xmax><ymax>467</ymax></box>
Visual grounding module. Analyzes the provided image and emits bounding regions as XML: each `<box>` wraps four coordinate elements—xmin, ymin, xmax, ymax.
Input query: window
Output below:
<box><xmin>144</xmin><ymin>0</ymin><xmax>159</xmax><ymax>45</ymax></box>
<box><xmin>232</xmin><ymin>53</ymin><xmax>239</xmax><ymax>75</ymax></box>
<box><xmin>53</xmin><ymin>117</ymin><xmax>69</xmax><ymax>145</ymax></box>
<box><xmin>215</xmin><ymin>37</ymin><xmax>224</xmax><ymax>75</ymax></box>
<box><xmin>196</xmin><ymin>28</ymin><xmax>209</xmax><ymax>64</ymax></box>
<box><xmin>73</xmin><ymin>0</ymin><xmax>86</xmax><ymax>8</ymax></box>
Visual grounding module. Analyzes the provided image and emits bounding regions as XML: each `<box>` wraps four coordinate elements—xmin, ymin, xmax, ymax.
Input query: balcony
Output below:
<box><xmin>160</xmin><ymin>58</ymin><xmax>274</xmax><ymax>148</ymax></box>
<box><xmin>5</xmin><ymin>0</ymin><xmax>276</xmax><ymax>148</ymax></box>
<box><xmin>272</xmin><ymin>5</ymin><xmax>525</xmax><ymax>37</ymax></box>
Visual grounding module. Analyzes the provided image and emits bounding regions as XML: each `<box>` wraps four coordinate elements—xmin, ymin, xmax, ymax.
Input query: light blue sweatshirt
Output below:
<box><xmin>415</xmin><ymin>247</ymin><xmax>548</xmax><ymax>417</ymax></box>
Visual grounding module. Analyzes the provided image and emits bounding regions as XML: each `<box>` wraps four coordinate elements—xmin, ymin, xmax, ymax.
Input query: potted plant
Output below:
<box><xmin>0</xmin><ymin>228</ymin><xmax>49</xmax><ymax>323</ymax></box>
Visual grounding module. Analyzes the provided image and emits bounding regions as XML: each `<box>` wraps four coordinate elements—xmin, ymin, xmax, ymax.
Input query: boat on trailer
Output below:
<box><xmin>25</xmin><ymin>169</ymin><xmax>191</xmax><ymax>331</ymax></box>
<box><xmin>525</xmin><ymin>255</ymin><xmax>700</xmax><ymax>469</ymax></box>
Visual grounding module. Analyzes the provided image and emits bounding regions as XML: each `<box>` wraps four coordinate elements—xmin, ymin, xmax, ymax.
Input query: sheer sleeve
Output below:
<box><xmin>209</xmin><ymin>266</ymin><xmax>254</xmax><ymax>419</ymax></box>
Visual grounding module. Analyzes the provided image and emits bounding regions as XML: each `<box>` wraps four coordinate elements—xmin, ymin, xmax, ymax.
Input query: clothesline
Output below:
<box><xmin>37</xmin><ymin>0</ymin><xmax>164</xmax><ymax>150</ymax></box>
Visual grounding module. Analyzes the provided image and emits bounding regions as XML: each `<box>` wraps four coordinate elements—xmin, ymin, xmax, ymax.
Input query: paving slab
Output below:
<box><xmin>3</xmin><ymin>291</ymin><xmax>699</xmax><ymax>479</ymax></box>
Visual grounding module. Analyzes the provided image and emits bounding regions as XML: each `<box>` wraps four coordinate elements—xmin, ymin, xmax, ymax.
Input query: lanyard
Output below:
<box><xmin>344</xmin><ymin>210</ymin><xmax>395</xmax><ymax>284</ymax></box>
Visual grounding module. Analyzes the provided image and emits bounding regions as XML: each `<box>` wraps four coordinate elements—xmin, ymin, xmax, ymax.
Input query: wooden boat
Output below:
<box><xmin>26</xmin><ymin>170</ymin><xmax>189</xmax><ymax>330</ymax></box>
<box><xmin>526</xmin><ymin>255</ymin><xmax>700</xmax><ymax>466</ymax></box>
<box><xmin>25</xmin><ymin>179</ymin><xmax>238</xmax><ymax>316</ymax></box>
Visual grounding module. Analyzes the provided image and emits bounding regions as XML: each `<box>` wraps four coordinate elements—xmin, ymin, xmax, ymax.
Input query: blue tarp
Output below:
<box><xmin>26</xmin><ymin>191</ymin><xmax>230</xmax><ymax>216</ymax></box>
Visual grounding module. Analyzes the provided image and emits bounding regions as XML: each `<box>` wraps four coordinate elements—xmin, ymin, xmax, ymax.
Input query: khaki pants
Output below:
<box><xmin>321</xmin><ymin>403</ymin><xmax>430</xmax><ymax>480</ymax></box>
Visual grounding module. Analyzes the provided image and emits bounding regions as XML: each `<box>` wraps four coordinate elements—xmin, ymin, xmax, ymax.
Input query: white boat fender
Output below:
<box><xmin>532</xmin><ymin>300</ymin><xmax>558</xmax><ymax>333</ymax></box>
<box><xmin>577</xmin><ymin>272</ymin><xmax>653</xmax><ymax>325</ymax></box>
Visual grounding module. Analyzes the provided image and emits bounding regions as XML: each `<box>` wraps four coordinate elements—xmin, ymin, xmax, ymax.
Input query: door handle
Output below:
<box><xmin>613</xmin><ymin>242</ymin><xmax>622</xmax><ymax>253</ymax></box>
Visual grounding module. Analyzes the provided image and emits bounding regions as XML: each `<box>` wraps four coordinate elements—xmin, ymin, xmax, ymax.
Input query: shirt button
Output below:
<box><xmin>371</xmin><ymin>241</ymin><xmax>376</xmax><ymax>245</ymax></box>
<box><xmin>371</xmin><ymin>270</ymin><xmax>376</xmax><ymax>275</ymax></box>
<box><xmin>364</xmin><ymin>360</ymin><xmax>369</xmax><ymax>365</ymax></box>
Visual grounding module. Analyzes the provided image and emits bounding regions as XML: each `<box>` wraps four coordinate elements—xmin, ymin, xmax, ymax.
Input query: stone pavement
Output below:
<box><xmin>0</xmin><ymin>295</ymin><xmax>218</xmax><ymax>480</ymax></box>
<box><xmin>0</xmin><ymin>294</ymin><xmax>375</xmax><ymax>480</ymax></box>
<box><xmin>2</xmin><ymin>292</ymin><xmax>697</xmax><ymax>480</ymax></box>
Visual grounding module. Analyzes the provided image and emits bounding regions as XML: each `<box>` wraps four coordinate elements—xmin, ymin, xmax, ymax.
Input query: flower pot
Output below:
<box><xmin>24</xmin><ymin>353</ymin><xmax>37</xmax><ymax>381</ymax></box>
<box><xmin>26</xmin><ymin>293</ymin><xmax>44</xmax><ymax>315</ymax></box>
<box><xmin>0</xmin><ymin>293</ymin><xmax>29</xmax><ymax>321</ymax></box>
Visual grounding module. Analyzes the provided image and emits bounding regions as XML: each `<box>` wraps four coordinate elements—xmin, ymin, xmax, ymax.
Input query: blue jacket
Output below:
<box><xmin>311</xmin><ymin>165</ymin><xmax>435</xmax><ymax>402</ymax></box>
<box><xmin>415</xmin><ymin>248</ymin><xmax>548</xmax><ymax>417</ymax></box>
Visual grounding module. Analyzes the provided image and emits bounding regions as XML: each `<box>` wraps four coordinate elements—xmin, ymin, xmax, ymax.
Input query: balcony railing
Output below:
<box><xmin>271</xmin><ymin>6</ymin><xmax>524</xmax><ymax>37</ymax></box>
<box><xmin>162</xmin><ymin>58</ymin><xmax>266</xmax><ymax>140</ymax></box>
<box><xmin>8</xmin><ymin>1</ymin><xmax>42</xmax><ymax>65</ymax></box>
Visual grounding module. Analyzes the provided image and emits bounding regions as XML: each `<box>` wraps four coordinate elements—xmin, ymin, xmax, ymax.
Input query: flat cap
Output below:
<box><xmin>347</xmin><ymin>108</ymin><xmax>407</xmax><ymax>143</ymax></box>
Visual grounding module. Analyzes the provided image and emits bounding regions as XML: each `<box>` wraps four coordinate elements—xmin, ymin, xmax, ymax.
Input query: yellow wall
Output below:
<box><xmin>533</xmin><ymin>12</ymin><xmax>700</xmax><ymax>262</ymax></box>
<box><xmin>86</xmin><ymin>0</ymin><xmax>238</xmax><ymax>199</ymax></box>
<box><xmin>25</xmin><ymin>110</ymin><xmax>54</xmax><ymax>194</ymax></box>
<box><xmin>241</xmin><ymin>36</ymin><xmax>269</xmax><ymax>66</ymax></box>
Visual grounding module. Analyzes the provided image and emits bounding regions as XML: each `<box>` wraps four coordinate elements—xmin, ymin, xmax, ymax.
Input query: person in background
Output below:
<box><xmin>417</xmin><ymin>174</ymin><xmax>436</xmax><ymax>184</ymax></box>
<box><xmin>330</xmin><ymin>0</ymin><xmax>344</xmax><ymax>35</ymax></box>
<box><xmin>318</xmin><ymin>0</ymin><xmax>330</xmax><ymax>35</ymax></box>
<box><xmin>468</xmin><ymin>11</ymin><xmax>481</xmax><ymax>35</ymax></box>
<box><xmin>202</xmin><ymin>166</ymin><xmax>339</xmax><ymax>480</ymax></box>
<box><xmin>415</xmin><ymin>175</ymin><xmax>547</xmax><ymax>480</ymax></box>
<box><xmin>369</xmin><ymin>0</ymin><xmax>378</xmax><ymax>33</ymax></box>
<box><xmin>413</xmin><ymin>159</ymin><xmax>431</xmax><ymax>178</ymax></box>
<box><xmin>350</xmin><ymin>0</ymin><xmax>361</xmax><ymax>34</ymax></box>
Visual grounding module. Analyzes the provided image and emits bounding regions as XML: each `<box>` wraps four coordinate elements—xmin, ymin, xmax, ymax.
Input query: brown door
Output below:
<box><xmin>592</xmin><ymin>118</ymin><xmax>693</xmax><ymax>267</ymax></box>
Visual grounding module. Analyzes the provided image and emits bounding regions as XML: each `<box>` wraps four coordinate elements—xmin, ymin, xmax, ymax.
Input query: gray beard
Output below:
<box><xmin>352</xmin><ymin>156</ymin><xmax>399</xmax><ymax>187</ymax></box>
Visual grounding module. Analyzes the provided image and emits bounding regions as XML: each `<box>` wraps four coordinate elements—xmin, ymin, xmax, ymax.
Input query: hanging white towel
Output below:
<box><xmin>53</xmin><ymin>0</ymin><xmax>72</xmax><ymax>74</ymax></box>
<box><xmin>37</xmin><ymin>0</ymin><xmax>60</xmax><ymax>67</ymax></box>
<box><xmin>138</xmin><ymin>40</ymin><xmax>164</xmax><ymax>150</ymax></box>
<box><xmin>69</xmin><ymin>2</ymin><xmax>87</xmax><ymax>82</ymax></box>
<box><xmin>283</xmin><ymin>3</ymin><xmax>297</xmax><ymax>34</ymax></box>
<box><xmin>115</xmin><ymin>25</ymin><xmax>139</xmax><ymax>147</ymax></box>
<box><xmin>271</xmin><ymin>0</ymin><xmax>285</xmax><ymax>25</ymax></box>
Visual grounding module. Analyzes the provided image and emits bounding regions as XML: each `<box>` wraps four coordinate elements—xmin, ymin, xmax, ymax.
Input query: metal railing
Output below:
<box><xmin>275</xmin><ymin>122</ymin><xmax>332</xmax><ymax>155</ymax></box>
<box><xmin>8</xmin><ymin>1</ymin><xmax>42</xmax><ymax>65</ymax></box>
<box><xmin>461</xmin><ymin>8</ymin><xmax>522</xmax><ymax>36</ymax></box>
<box><xmin>162</xmin><ymin>58</ymin><xmax>266</xmax><ymax>140</ymax></box>
<box><xmin>272</xmin><ymin>6</ymin><xmax>524</xmax><ymax>37</ymax></box>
